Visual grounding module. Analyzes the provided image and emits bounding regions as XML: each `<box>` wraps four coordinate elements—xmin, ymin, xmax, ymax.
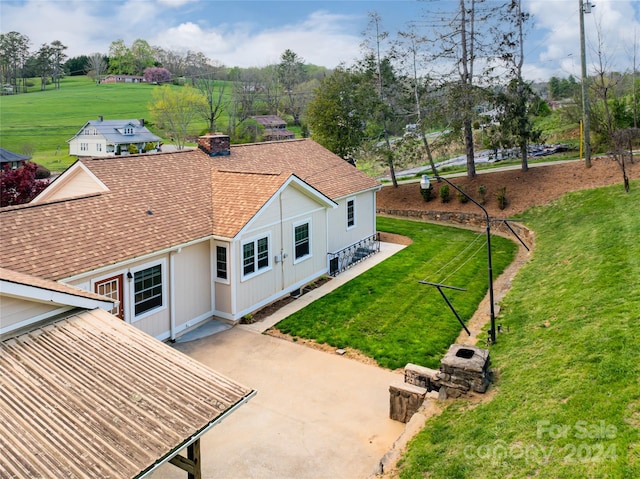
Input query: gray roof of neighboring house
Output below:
<box><xmin>0</xmin><ymin>148</ymin><xmax>31</xmax><ymax>163</ymax></box>
<box><xmin>68</xmin><ymin>119</ymin><xmax>161</xmax><ymax>145</ymax></box>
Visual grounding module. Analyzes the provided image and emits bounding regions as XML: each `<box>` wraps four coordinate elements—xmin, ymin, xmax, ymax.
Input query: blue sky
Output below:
<box><xmin>1</xmin><ymin>0</ymin><xmax>638</xmax><ymax>81</ymax></box>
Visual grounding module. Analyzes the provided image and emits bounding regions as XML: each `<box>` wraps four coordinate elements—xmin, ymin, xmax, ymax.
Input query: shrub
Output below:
<box><xmin>128</xmin><ymin>144</ymin><xmax>138</xmax><ymax>154</ymax></box>
<box><xmin>35</xmin><ymin>165</ymin><xmax>50</xmax><ymax>179</ymax></box>
<box><xmin>496</xmin><ymin>186</ymin><xmax>508</xmax><ymax>209</ymax></box>
<box><xmin>477</xmin><ymin>185</ymin><xmax>487</xmax><ymax>204</ymax></box>
<box><xmin>420</xmin><ymin>184</ymin><xmax>434</xmax><ymax>202</ymax></box>
<box><xmin>144</xmin><ymin>142</ymin><xmax>156</xmax><ymax>152</ymax></box>
<box><xmin>456</xmin><ymin>185</ymin><xmax>469</xmax><ymax>203</ymax></box>
<box><xmin>439</xmin><ymin>184</ymin><xmax>450</xmax><ymax>203</ymax></box>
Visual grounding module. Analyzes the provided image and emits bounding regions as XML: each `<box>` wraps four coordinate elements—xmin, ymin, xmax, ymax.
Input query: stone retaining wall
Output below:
<box><xmin>376</xmin><ymin>209</ymin><xmax>535</xmax><ymax>246</ymax></box>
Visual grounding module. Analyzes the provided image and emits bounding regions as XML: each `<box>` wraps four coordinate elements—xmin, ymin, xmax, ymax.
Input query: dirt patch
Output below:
<box><xmin>378</xmin><ymin>231</ymin><xmax>413</xmax><ymax>245</ymax></box>
<box><xmin>265</xmin><ymin>328</ymin><xmax>385</xmax><ymax>368</ymax></box>
<box><xmin>377</xmin><ymin>156</ymin><xmax>639</xmax><ymax>217</ymax></box>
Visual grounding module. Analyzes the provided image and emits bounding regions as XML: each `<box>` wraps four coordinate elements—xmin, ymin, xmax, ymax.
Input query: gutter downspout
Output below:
<box><xmin>279</xmin><ymin>192</ymin><xmax>285</xmax><ymax>291</ymax></box>
<box><xmin>169</xmin><ymin>248</ymin><xmax>181</xmax><ymax>341</ymax></box>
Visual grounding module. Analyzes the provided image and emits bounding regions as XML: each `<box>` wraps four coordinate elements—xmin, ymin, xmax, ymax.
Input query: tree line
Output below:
<box><xmin>2</xmin><ymin>0</ymin><xmax>639</xmax><ymax>184</ymax></box>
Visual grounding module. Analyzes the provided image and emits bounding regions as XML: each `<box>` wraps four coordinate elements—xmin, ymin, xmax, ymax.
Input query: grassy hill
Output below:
<box><xmin>395</xmin><ymin>180</ymin><xmax>640</xmax><ymax>478</ymax></box>
<box><xmin>0</xmin><ymin>76</ymin><xmax>229</xmax><ymax>172</ymax></box>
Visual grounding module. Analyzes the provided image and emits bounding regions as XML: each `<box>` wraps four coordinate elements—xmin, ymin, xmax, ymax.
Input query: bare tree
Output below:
<box><xmin>154</xmin><ymin>47</ymin><xmax>187</xmax><ymax>77</ymax></box>
<box><xmin>396</xmin><ymin>29</ymin><xmax>439</xmax><ymax>179</ymax></box>
<box><xmin>260</xmin><ymin>64</ymin><xmax>282</xmax><ymax>115</ymax></box>
<box><xmin>418</xmin><ymin>0</ymin><xmax>500</xmax><ymax>178</ymax></box>
<box><xmin>193</xmin><ymin>62</ymin><xmax>229</xmax><ymax>132</ymax></box>
<box><xmin>35</xmin><ymin>43</ymin><xmax>53</xmax><ymax>90</ymax></box>
<box><xmin>494</xmin><ymin>0</ymin><xmax>539</xmax><ymax>172</ymax></box>
<box><xmin>86</xmin><ymin>53</ymin><xmax>107</xmax><ymax>83</ymax></box>
<box><xmin>50</xmin><ymin>40</ymin><xmax>67</xmax><ymax>89</ymax></box>
<box><xmin>362</xmin><ymin>11</ymin><xmax>399</xmax><ymax>187</ymax></box>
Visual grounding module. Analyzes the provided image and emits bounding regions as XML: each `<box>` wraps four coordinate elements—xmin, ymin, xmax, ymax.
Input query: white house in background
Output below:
<box><xmin>68</xmin><ymin>117</ymin><xmax>161</xmax><ymax>157</ymax></box>
<box><xmin>0</xmin><ymin>136</ymin><xmax>381</xmax><ymax>341</ymax></box>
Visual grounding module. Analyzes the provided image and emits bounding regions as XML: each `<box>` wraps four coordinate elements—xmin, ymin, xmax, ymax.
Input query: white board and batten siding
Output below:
<box><xmin>65</xmin><ymin>240</ymin><xmax>214</xmax><ymax>341</ymax></box>
<box><xmin>327</xmin><ymin>190</ymin><xmax>378</xmax><ymax>253</ymax></box>
<box><xmin>229</xmin><ymin>187</ymin><xmax>330</xmax><ymax>319</ymax></box>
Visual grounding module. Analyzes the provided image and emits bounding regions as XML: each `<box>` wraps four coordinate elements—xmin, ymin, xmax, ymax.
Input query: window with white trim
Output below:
<box><xmin>124</xmin><ymin>127</ymin><xmax>134</xmax><ymax>135</ymax></box>
<box><xmin>134</xmin><ymin>264</ymin><xmax>163</xmax><ymax>316</ymax></box>
<box><xmin>216</xmin><ymin>245</ymin><xmax>228</xmax><ymax>280</ymax></box>
<box><xmin>96</xmin><ymin>143</ymin><xmax>102</xmax><ymax>152</ymax></box>
<box><xmin>243</xmin><ymin>236</ymin><xmax>269</xmax><ymax>277</ymax></box>
<box><xmin>294</xmin><ymin>222</ymin><xmax>310</xmax><ymax>260</ymax></box>
<box><xmin>80</xmin><ymin>143</ymin><xmax>88</xmax><ymax>152</ymax></box>
<box><xmin>347</xmin><ymin>198</ymin><xmax>356</xmax><ymax>228</ymax></box>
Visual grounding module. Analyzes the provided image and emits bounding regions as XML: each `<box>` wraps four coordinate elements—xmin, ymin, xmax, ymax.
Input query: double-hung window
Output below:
<box><xmin>134</xmin><ymin>264</ymin><xmax>163</xmax><ymax>316</ymax></box>
<box><xmin>243</xmin><ymin>236</ymin><xmax>269</xmax><ymax>277</ymax></box>
<box><xmin>294</xmin><ymin>222</ymin><xmax>310</xmax><ymax>260</ymax></box>
<box><xmin>347</xmin><ymin>198</ymin><xmax>356</xmax><ymax>228</ymax></box>
<box><xmin>216</xmin><ymin>245</ymin><xmax>228</xmax><ymax>280</ymax></box>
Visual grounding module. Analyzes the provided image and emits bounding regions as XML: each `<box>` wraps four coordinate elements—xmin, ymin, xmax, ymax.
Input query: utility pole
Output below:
<box><xmin>579</xmin><ymin>0</ymin><xmax>592</xmax><ymax>168</ymax></box>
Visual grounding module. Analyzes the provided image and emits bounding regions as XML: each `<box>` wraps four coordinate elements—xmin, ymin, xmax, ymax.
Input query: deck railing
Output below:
<box><xmin>328</xmin><ymin>234</ymin><xmax>380</xmax><ymax>276</ymax></box>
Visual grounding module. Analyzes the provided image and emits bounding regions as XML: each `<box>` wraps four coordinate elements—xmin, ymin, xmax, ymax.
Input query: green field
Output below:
<box><xmin>0</xmin><ymin>76</ymin><xmax>229</xmax><ymax>172</ymax></box>
<box><xmin>277</xmin><ymin>217</ymin><xmax>518</xmax><ymax>370</ymax></box>
<box><xmin>396</xmin><ymin>181</ymin><xmax>640</xmax><ymax>478</ymax></box>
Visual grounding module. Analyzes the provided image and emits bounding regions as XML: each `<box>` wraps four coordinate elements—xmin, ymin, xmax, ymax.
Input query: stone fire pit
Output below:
<box><xmin>390</xmin><ymin>344</ymin><xmax>493</xmax><ymax>422</ymax></box>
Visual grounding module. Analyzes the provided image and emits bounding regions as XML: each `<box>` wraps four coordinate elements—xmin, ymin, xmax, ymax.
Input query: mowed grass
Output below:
<box><xmin>396</xmin><ymin>181</ymin><xmax>640</xmax><ymax>478</ymax></box>
<box><xmin>276</xmin><ymin>217</ymin><xmax>518</xmax><ymax>370</ymax></box>
<box><xmin>0</xmin><ymin>76</ymin><xmax>231</xmax><ymax>172</ymax></box>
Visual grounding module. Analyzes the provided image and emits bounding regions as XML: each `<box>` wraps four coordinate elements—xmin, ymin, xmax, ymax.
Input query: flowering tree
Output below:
<box><xmin>0</xmin><ymin>162</ymin><xmax>49</xmax><ymax>207</ymax></box>
<box><xmin>143</xmin><ymin>67</ymin><xmax>172</xmax><ymax>84</ymax></box>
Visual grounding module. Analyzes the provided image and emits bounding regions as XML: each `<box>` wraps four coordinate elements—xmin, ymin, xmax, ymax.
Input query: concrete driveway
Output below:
<box><xmin>150</xmin><ymin>243</ymin><xmax>408</xmax><ymax>479</ymax></box>
<box><xmin>151</xmin><ymin>328</ymin><xmax>404</xmax><ymax>479</ymax></box>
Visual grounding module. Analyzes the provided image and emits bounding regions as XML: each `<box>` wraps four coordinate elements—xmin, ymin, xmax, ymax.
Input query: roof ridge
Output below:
<box><xmin>0</xmin><ymin>192</ymin><xmax>103</xmax><ymax>213</ymax></box>
<box><xmin>230</xmin><ymin>138</ymin><xmax>307</xmax><ymax>149</ymax></box>
<box><xmin>216</xmin><ymin>169</ymin><xmax>284</xmax><ymax>176</ymax></box>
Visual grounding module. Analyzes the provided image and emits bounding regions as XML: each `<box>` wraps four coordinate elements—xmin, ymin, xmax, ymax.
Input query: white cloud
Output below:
<box><xmin>150</xmin><ymin>9</ymin><xmax>362</xmax><ymax>68</ymax></box>
<box><xmin>524</xmin><ymin>0</ymin><xmax>640</xmax><ymax>80</ymax></box>
<box><xmin>156</xmin><ymin>0</ymin><xmax>198</xmax><ymax>6</ymax></box>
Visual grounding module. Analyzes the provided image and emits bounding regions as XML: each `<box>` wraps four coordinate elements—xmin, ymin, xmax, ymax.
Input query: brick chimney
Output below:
<box><xmin>198</xmin><ymin>134</ymin><xmax>230</xmax><ymax>157</ymax></box>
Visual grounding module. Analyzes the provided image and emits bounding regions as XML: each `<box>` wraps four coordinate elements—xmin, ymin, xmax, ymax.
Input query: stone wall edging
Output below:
<box><xmin>376</xmin><ymin>208</ymin><xmax>535</xmax><ymax>247</ymax></box>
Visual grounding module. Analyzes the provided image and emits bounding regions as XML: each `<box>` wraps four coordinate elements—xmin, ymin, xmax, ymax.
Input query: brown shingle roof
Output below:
<box><xmin>0</xmin><ymin>140</ymin><xmax>379</xmax><ymax>280</ymax></box>
<box><xmin>209</xmin><ymin>139</ymin><xmax>380</xmax><ymax>199</ymax></box>
<box><xmin>212</xmin><ymin>170</ymin><xmax>289</xmax><ymax>238</ymax></box>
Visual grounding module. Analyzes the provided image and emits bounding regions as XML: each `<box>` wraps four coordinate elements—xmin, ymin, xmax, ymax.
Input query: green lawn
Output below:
<box><xmin>396</xmin><ymin>181</ymin><xmax>640</xmax><ymax>478</ymax></box>
<box><xmin>0</xmin><ymin>76</ymin><xmax>232</xmax><ymax>172</ymax></box>
<box><xmin>276</xmin><ymin>217</ymin><xmax>518</xmax><ymax>370</ymax></box>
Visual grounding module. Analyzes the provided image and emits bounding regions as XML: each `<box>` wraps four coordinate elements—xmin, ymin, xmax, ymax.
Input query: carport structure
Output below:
<box><xmin>0</xmin><ymin>308</ymin><xmax>254</xmax><ymax>479</ymax></box>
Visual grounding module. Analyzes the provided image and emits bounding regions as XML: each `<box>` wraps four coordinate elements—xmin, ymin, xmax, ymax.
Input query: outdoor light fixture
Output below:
<box><xmin>127</xmin><ymin>272</ymin><xmax>133</xmax><ymax>281</ymax></box>
<box><xmin>421</xmin><ymin>175</ymin><xmax>497</xmax><ymax>344</ymax></box>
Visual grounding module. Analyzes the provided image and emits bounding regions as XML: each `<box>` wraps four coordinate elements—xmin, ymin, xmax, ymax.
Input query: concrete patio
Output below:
<box><xmin>150</xmin><ymin>242</ymin><xmax>409</xmax><ymax>479</ymax></box>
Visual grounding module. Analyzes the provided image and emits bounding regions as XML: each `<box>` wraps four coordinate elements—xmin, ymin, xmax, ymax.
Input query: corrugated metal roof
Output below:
<box><xmin>0</xmin><ymin>308</ymin><xmax>254</xmax><ymax>479</ymax></box>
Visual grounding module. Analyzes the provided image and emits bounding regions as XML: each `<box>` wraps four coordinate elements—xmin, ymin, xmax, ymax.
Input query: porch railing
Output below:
<box><xmin>328</xmin><ymin>234</ymin><xmax>380</xmax><ymax>276</ymax></box>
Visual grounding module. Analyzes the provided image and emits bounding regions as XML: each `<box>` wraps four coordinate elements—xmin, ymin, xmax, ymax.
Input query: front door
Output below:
<box><xmin>95</xmin><ymin>274</ymin><xmax>124</xmax><ymax>320</ymax></box>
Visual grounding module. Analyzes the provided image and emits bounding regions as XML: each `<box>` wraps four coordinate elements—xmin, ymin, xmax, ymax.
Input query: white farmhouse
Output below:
<box><xmin>68</xmin><ymin>117</ymin><xmax>161</xmax><ymax>157</ymax></box>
